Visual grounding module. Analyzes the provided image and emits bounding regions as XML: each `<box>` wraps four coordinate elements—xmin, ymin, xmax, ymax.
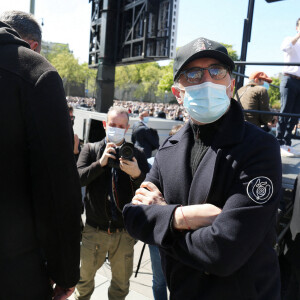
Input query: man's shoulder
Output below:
<box><xmin>0</xmin><ymin>43</ymin><xmax>57</xmax><ymax>85</ymax></box>
<box><xmin>133</xmin><ymin>121</ymin><xmax>146</xmax><ymax>131</ymax></box>
<box><xmin>244</xmin><ymin>122</ymin><xmax>278</xmax><ymax>147</ymax></box>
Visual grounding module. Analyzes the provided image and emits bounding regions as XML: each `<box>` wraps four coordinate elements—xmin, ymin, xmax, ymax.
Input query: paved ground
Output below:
<box><xmin>68</xmin><ymin>241</ymin><xmax>156</xmax><ymax>300</ymax></box>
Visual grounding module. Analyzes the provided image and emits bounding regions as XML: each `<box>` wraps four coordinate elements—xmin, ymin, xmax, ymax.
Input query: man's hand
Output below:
<box><xmin>120</xmin><ymin>157</ymin><xmax>141</xmax><ymax>179</ymax></box>
<box><xmin>52</xmin><ymin>285</ymin><xmax>75</xmax><ymax>300</ymax></box>
<box><xmin>132</xmin><ymin>182</ymin><xmax>167</xmax><ymax>205</ymax></box>
<box><xmin>74</xmin><ymin>134</ymin><xmax>80</xmax><ymax>155</ymax></box>
<box><xmin>292</xmin><ymin>32</ymin><xmax>300</xmax><ymax>45</ymax></box>
<box><xmin>173</xmin><ymin>204</ymin><xmax>222</xmax><ymax>231</ymax></box>
<box><xmin>99</xmin><ymin>142</ymin><xmax>117</xmax><ymax>167</ymax></box>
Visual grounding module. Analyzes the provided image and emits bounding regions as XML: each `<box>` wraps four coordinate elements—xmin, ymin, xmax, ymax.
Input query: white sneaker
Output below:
<box><xmin>280</xmin><ymin>145</ymin><xmax>300</xmax><ymax>157</ymax></box>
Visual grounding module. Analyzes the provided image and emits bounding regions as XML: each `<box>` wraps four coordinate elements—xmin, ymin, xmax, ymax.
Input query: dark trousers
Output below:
<box><xmin>276</xmin><ymin>75</ymin><xmax>300</xmax><ymax>146</ymax></box>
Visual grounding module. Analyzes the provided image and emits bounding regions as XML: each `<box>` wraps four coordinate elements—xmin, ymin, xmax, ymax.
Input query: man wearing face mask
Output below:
<box><xmin>131</xmin><ymin>110</ymin><xmax>160</xmax><ymax>158</ymax></box>
<box><xmin>123</xmin><ymin>38</ymin><xmax>282</xmax><ymax>300</ymax></box>
<box><xmin>75</xmin><ymin>106</ymin><xmax>149</xmax><ymax>300</ymax></box>
<box><xmin>234</xmin><ymin>71</ymin><xmax>273</xmax><ymax>130</ymax></box>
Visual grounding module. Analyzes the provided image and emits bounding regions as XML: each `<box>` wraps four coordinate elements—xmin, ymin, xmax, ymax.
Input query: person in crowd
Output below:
<box><xmin>0</xmin><ymin>10</ymin><xmax>82</xmax><ymax>300</ymax></box>
<box><xmin>276</xmin><ymin>17</ymin><xmax>300</xmax><ymax>156</ymax></box>
<box><xmin>157</xmin><ymin>105</ymin><xmax>166</xmax><ymax>118</ymax></box>
<box><xmin>131</xmin><ymin>110</ymin><xmax>160</xmax><ymax>158</ymax></box>
<box><xmin>235</xmin><ymin>71</ymin><xmax>274</xmax><ymax>131</ymax></box>
<box><xmin>123</xmin><ymin>37</ymin><xmax>282</xmax><ymax>300</ymax></box>
<box><xmin>174</xmin><ymin>107</ymin><xmax>184</xmax><ymax>121</ymax></box>
<box><xmin>69</xmin><ymin>105</ymin><xmax>81</xmax><ymax>161</ymax></box>
<box><xmin>75</xmin><ymin>106</ymin><xmax>149</xmax><ymax>300</ymax></box>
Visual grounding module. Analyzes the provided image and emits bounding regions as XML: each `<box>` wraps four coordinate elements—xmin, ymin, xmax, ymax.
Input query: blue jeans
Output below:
<box><xmin>148</xmin><ymin>245</ymin><xmax>168</xmax><ymax>300</ymax></box>
<box><xmin>276</xmin><ymin>75</ymin><xmax>300</xmax><ymax>146</ymax></box>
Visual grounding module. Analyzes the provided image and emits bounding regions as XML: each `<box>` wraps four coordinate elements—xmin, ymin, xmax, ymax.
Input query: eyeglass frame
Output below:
<box><xmin>177</xmin><ymin>64</ymin><xmax>231</xmax><ymax>84</ymax></box>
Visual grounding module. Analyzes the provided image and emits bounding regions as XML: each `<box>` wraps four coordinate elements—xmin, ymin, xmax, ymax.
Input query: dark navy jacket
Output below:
<box><xmin>123</xmin><ymin>99</ymin><xmax>282</xmax><ymax>300</ymax></box>
<box><xmin>131</xmin><ymin>121</ymin><xmax>159</xmax><ymax>158</ymax></box>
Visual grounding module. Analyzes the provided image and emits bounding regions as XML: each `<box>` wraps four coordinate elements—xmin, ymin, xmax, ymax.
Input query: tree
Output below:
<box><xmin>268</xmin><ymin>77</ymin><xmax>281</xmax><ymax>109</ymax></box>
<box><xmin>42</xmin><ymin>44</ymin><xmax>97</xmax><ymax>96</ymax></box>
<box><xmin>221</xmin><ymin>43</ymin><xmax>239</xmax><ymax>62</ymax></box>
<box><xmin>50</xmin><ymin>51</ymin><xmax>85</xmax><ymax>85</ymax></box>
<box><xmin>135</xmin><ymin>63</ymin><xmax>162</xmax><ymax>101</ymax></box>
<box><xmin>115</xmin><ymin>64</ymin><xmax>140</xmax><ymax>100</ymax></box>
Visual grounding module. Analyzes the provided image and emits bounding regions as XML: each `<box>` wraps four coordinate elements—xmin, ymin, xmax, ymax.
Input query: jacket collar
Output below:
<box><xmin>0</xmin><ymin>21</ymin><xmax>30</xmax><ymax>49</ymax></box>
<box><xmin>168</xmin><ymin>99</ymin><xmax>245</xmax><ymax>148</ymax></box>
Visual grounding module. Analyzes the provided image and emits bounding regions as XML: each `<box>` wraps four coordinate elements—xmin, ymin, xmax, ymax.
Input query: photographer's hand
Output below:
<box><xmin>99</xmin><ymin>142</ymin><xmax>117</xmax><ymax>167</ymax></box>
<box><xmin>120</xmin><ymin>157</ymin><xmax>141</xmax><ymax>179</ymax></box>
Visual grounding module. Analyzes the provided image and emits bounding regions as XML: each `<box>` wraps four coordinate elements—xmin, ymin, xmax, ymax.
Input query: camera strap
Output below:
<box><xmin>108</xmin><ymin>168</ymin><xmax>122</xmax><ymax>220</ymax></box>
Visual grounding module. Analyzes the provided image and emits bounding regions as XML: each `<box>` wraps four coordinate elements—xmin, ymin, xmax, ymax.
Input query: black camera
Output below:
<box><xmin>107</xmin><ymin>142</ymin><xmax>134</xmax><ymax>169</ymax></box>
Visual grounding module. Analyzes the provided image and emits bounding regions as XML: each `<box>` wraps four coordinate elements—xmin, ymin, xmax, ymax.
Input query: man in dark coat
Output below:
<box><xmin>131</xmin><ymin>110</ymin><xmax>159</xmax><ymax>158</ymax></box>
<box><xmin>0</xmin><ymin>11</ymin><xmax>82</xmax><ymax>300</ymax></box>
<box><xmin>123</xmin><ymin>37</ymin><xmax>282</xmax><ymax>300</ymax></box>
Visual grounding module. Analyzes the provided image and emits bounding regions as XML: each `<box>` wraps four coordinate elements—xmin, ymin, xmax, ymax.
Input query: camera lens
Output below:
<box><xmin>120</xmin><ymin>142</ymin><xmax>134</xmax><ymax>160</ymax></box>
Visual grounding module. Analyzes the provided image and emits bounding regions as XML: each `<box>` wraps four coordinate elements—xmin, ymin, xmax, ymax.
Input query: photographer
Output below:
<box><xmin>75</xmin><ymin>106</ymin><xmax>149</xmax><ymax>300</ymax></box>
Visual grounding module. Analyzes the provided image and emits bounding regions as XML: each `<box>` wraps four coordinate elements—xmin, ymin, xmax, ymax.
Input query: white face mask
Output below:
<box><xmin>143</xmin><ymin>116</ymin><xmax>149</xmax><ymax>123</ymax></box>
<box><xmin>183</xmin><ymin>82</ymin><xmax>231</xmax><ymax>124</ymax></box>
<box><xmin>106</xmin><ymin>126</ymin><xmax>126</xmax><ymax>144</ymax></box>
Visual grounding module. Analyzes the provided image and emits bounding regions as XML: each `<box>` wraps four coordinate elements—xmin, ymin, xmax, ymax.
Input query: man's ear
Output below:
<box><xmin>28</xmin><ymin>40</ymin><xmax>39</xmax><ymax>52</ymax></box>
<box><xmin>171</xmin><ymin>86</ymin><xmax>183</xmax><ymax>105</ymax></box>
<box><xmin>102</xmin><ymin>120</ymin><xmax>107</xmax><ymax>130</ymax></box>
<box><xmin>125</xmin><ymin>123</ymin><xmax>130</xmax><ymax>133</ymax></box>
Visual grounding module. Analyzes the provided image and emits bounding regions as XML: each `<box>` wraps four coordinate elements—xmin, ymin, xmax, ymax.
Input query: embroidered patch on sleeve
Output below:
<box><xmin>246</xmin><ymin>176</ymin><xmax>273</xmax><ymax>204</ymax></box>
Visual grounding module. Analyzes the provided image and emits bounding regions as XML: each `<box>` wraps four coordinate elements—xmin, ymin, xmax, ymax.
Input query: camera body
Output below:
<box><xmin>107</xmin><ymin>142</ymin><xmax>134</xmax><ymax>169</ymax></box>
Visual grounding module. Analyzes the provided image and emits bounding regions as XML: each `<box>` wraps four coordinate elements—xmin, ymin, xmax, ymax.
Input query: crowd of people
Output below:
<box><xmin>2</xmin><ymin>7</ymin><xmax>300</xmax><ymax>300</ymax></box>
<box><xmin>67</xmin><ymin>96</ymin><xmax>96</xmax><ymax>110</ymax></box>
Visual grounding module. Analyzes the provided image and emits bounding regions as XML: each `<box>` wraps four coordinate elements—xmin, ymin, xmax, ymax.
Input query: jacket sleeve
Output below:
<box><xmin>145</xmin><ymin>128</ymin><xmax>160</xmax><ymax>149</ymax></box>
<box><xmin>130</xmin><ymin>147</ymin><xmax>150</xmax><ymax>190</ymax></box>
<box><xmin>124</xmin><ymin>134</ymin><xmax>282</xmax><ymax>277</ymax></box>
<box><xmin>27</xmin><ymin>70</ymin><xmax>82</xmax><ymax>288</ymax></box>
<box><xmin>124</xmin><ymin>156</ymin><xmax>178</xmax><ymax>246</ymax></box>
<box><xmin>77</xmin><ymin>143</ymin><xmax>106</xmax><ymax>186</ymax></box>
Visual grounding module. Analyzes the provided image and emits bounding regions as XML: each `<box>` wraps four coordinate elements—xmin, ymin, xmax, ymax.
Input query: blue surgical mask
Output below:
<box><xmin>262</xmin><ymin>81</ymin><xmax>270</xmax><ymax>90</ymax></box>
<box><xmin>183</xmin><ymin>81</ymin><xmax>231</xmax><ymax>124</ymax></box>
<box><xmin>143</xmin><ymin>116</ymin><xmax>149</xmax><ymax>123</ymax></box>
<box><xmin>106</xmin><ymin>126</ymin><xmax>126</xmax><ymax>144</ymax></box>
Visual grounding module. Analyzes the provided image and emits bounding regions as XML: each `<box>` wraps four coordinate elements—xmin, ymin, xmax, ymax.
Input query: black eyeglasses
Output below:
<box><xmin>179</xmin><ymin>64</ymin><xmax>229</xmax><ymax>84</ymax></box>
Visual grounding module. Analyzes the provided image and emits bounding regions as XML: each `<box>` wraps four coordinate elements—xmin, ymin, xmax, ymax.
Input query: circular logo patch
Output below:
<box><xmin>246</xmin><ymin>176</ymin><xmax>273</xmax><ymax>204</ymax></box>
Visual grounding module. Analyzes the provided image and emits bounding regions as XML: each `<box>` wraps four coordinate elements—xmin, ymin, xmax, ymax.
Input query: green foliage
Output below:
<box><xmin>51</xmin><ymin>51</ymin><xmax>85</xmax><ymax>84</ymax></box>
<box><xmin>221</xmin><ymin>43</ymin><xmax>239</xmax><ymax>62</ymax></box>
<box><xmin>157</xmin><ymin>61</ymin><xmax>174</xmax><ymax>97</ymax></box>
<box><xmin>268</xmin><ymin>77</ymin><xmax>281</xmax><ymax>109</ymax></box>
<box><xmin>43</xmin><ymin>44</ymin><xmax>97</xmax><ymax>95</ymax></box>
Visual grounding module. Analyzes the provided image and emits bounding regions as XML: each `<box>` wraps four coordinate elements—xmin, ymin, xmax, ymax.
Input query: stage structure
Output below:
<box><xmin>89</xmin><ymin>0</ymin><xmax>179</xmax><ymax>112</ymax></box>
